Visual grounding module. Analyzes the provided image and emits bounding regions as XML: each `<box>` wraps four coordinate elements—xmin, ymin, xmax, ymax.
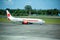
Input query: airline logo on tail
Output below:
<box><xmin>6</xmin><ymin>10</ymin><xmax>11</xmax><ymax>17</ymax></box>
<box><xmin>7</xmin><ymin>14</ymin><xmax>10</xmax><ymax>17</ymax></box>
<box><xmin>6</xmin><ymin>10</ymin><xmax>11</xmax><ymax>20</ymax></box>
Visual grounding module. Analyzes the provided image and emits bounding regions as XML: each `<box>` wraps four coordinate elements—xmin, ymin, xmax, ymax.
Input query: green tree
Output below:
<box><xmin>24</xmin><ymin>5</ymin><xmax>32</xmax><ymax>15</ymax></box>
<box><xmin>53</xmin><ymin>9</ymin><xmax>58</xmax><ymax>16</ymax></box>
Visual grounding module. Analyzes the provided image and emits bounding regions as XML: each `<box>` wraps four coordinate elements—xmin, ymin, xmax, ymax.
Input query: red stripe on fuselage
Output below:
<box><xmin>28</xmin><ymin>20</ymin><xmax>38</xmax><ymax>22</ymax></box>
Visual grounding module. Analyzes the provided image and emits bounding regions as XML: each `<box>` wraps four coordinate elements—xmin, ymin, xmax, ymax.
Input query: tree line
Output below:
<box><xmin>0</xmin><ymin>5</ymin><xmax>60</xmax><ymax>16</ymax></box>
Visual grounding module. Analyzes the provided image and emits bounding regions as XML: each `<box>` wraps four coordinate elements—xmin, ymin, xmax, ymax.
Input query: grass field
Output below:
<box><xmin>0</xmin><ymin>17</ymin><xmax>60</xmax><ymax>24</ymax></box>
<box><xmin>43</xmin><ymin>18</ymin><xmax>60</xmax><ymax>24</ymax></box>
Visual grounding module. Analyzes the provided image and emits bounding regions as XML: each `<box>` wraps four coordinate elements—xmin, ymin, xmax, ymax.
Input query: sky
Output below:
<box><xmin>0</xmin><ymin>0</ymin><xmax>60</xmax><ymax>9</ymax></box>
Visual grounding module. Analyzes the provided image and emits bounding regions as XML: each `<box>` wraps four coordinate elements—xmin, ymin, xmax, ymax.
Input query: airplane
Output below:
<box><xmin>6</xmin><ymin>10</ymin><xmax>45</xmax><ymax>24</ymax></box>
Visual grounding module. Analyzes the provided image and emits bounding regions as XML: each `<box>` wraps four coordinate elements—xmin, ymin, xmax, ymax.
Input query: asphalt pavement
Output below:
<box><xmin>0</xmin><ymin>22</ymin><xmax>60</xmax><ymax>40</ymax></box>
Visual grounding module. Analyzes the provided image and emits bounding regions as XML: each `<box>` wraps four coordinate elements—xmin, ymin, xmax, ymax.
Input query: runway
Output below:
<box><xmin>0</xmin><ymin>22</ymin><xmax>60</xmax><ymax>40</ymax></box>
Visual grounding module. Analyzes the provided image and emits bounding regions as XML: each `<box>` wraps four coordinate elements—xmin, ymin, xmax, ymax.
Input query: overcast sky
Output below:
<box><xmin>0</xmin><ymin>0</ymin><xmax>60</xmax><ymax>9</ymax></box>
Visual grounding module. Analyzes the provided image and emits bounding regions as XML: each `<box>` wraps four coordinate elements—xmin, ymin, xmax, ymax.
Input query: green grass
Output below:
<box><xmin>43</xmin><ymin>18</ymin><xmax>60</xmax><ymax>24</ymax></box>
<box><xmin>0</xmin><ymin>18</ymin><xmax>60</xmax><ymax>24</ymax></box>
<box><xmin>0</xmin><ymin>18</ymin><xmax>11</xmax><ymax>22</ymax></box>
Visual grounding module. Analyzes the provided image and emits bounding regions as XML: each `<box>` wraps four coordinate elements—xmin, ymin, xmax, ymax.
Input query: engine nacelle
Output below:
<box><xmin>22</xmin><ymin>20</ymin><xmax>28</xmax><ymax>24</ymax></box>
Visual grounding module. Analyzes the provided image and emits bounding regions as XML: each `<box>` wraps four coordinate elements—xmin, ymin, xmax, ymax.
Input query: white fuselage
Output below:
<box><xmin>9</xmin><ymin>17</ymin><xmax>45</xmax><ymax>24</ymax></box>
<box><xmin>6</xmin><ymin>10</ymin><xmax>45</xmax><ymax>24</ymax></box>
